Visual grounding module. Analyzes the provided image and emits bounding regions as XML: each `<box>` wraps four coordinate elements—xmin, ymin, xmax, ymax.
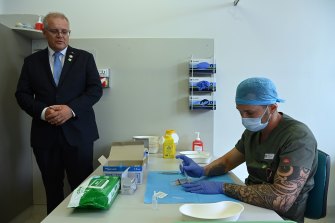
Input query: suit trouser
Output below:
<box><xmin>33</xmin><ymin>129</ymin><xmax>93</xmax><ymax>214</ymax></box>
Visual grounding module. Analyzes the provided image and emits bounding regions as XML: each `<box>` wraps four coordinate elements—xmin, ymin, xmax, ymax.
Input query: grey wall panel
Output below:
<box><xmin>71</xmin><ymin>38</ymin><xmax>214</xmax><ymax>161</ymax></box>
<box><xmin>0</xmin><ymin>23</ymin><xmax>33</xmax><ymax>223</ymax></box>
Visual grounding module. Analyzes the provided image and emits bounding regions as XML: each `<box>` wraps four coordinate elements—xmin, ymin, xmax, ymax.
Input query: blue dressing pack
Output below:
<box><xmin>144</xmin><ymin>171</ymin><xmax>236</xmax><ymax>204</ymax></box>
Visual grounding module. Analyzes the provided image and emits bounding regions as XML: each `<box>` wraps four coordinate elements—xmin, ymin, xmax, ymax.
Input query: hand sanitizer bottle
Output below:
<box><xmin>192</xmin><ymin>132</ymin><xmax>204</xmax><ymax>152</ymax></box>
<box><xmin>35</xmin><ymin>15</ymin><xmax>44</xmax><ymax>30</ymax></box>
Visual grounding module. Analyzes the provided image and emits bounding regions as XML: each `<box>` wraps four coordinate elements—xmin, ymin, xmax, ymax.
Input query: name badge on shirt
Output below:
<box><xmin>264</xmin><ymin>153</ymin><xmax>275</xmax><ymax>160</ymax></box>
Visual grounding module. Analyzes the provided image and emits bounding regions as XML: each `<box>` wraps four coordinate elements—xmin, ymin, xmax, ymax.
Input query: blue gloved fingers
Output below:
<box><xmin>182</xmin><ymin>181</ymin><xmax>224</xmax><ymax>194</ymax></box>
<box><xmin>176</xmin><ymin>154</ymin><xmax>204</xmax><ymax>178</ymax></box>
<box><xmin>183</xmin><ymin>165</ymin><xmax>201</xmax><ymax>172</ymax></box>
<box><xmin>175</xmin><ymin>154</ymin><xmax>193</xmax><ymax>165</ymax></box>
<box><xmin>184</xmin><ymin>164</ymin><xmax>204</xmax><ymax>178</ymax></box>
<box><xmin>182</xmin><ymin>183</ymin><xmax>203</xmax><ymax>193</ymax></box>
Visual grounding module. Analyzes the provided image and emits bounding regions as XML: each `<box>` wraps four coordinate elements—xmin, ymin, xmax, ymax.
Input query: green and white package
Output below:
<box><xmin>68</xmin><ymin>175</ymin><xmax>120</xmax><ymax>209</ymax></box>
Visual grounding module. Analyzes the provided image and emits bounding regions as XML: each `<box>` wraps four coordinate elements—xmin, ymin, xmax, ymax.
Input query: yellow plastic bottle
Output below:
<box><xmin>163</xmin><ymin>130</ymin><xmax>176</xmax><ymax>159</ymax></box>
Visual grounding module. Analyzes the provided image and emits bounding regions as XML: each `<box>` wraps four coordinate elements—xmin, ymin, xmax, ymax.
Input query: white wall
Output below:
<box><xmin>2</xmin><ymin>0</ymin><xmax>334</xmax><ymax>209</ymax></box>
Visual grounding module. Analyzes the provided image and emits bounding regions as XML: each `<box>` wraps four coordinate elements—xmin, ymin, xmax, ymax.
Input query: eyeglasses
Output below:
<box><xmin>46</xmin><ymin>28</ymin><xmax>71</xmax><ymax>36</ymax></box>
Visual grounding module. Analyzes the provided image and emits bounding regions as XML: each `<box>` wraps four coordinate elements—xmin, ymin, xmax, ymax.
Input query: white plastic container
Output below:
<box><xmin>133</xmin><ymin>136</ymin><xmax>159</xmax><ymax>153</ymax></box>
<box><xmin>179</xmin><ymin>151</ymin><xmax>211</xmax><ymax>164</ymax></box>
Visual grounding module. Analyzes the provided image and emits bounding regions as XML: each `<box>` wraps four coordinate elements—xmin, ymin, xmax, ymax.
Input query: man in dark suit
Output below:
<box><xmin>15</xmin><ymin>12</ymin><xmax>103</xmax><ymax>214</ymax></box>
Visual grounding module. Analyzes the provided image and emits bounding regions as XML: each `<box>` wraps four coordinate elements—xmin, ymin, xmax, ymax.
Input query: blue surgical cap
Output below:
<box><xmin>235</xmin><ymin>77</ymin><xmax>285</xmax><ymax>105</ymax></box>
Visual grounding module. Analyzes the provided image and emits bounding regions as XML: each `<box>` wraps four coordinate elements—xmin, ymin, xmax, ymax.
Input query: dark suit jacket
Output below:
<box><xmin>15</xmin><ymin>46</ymin><xmax>103</xmax><ymax>148</ymax></box>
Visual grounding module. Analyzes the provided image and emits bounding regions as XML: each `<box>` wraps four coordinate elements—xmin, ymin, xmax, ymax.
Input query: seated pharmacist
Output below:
<box><xmin>176</xmin><ymin>77</ymin><xmax>317</xmax><ymax>223</ymax></box>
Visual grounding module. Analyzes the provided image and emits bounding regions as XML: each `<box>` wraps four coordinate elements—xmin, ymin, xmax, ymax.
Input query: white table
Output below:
<box><xmin>42</xmin><ymin>154</ymin><xmax>283</xmax><ymax>223</ymax></box>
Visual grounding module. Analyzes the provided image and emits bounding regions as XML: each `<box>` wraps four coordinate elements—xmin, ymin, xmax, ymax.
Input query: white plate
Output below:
<box><xmin>179</xmin><ymin>151</ymin><xmax>211</xmax><ymax>164</ymax></box>
<box><xmin>179</xmin><ymin>201</ymin><xmax>244</xmax><ymax>221</ymax></box>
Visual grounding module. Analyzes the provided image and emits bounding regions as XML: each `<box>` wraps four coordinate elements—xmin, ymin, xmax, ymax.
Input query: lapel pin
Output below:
<box><xmin>68</xmin><ymin>52</ymin><xmax>75</xmax><ymax>62</ymax></box>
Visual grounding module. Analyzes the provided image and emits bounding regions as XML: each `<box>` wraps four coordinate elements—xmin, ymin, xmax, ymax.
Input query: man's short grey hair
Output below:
<box><xmin>43</xmin><ymin>12</ymin><xmax>69</xmax><ymax>29</ymax></box>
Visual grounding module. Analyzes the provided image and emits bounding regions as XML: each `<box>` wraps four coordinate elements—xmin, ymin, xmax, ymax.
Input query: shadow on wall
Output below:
<box><xmin>0</xmin><ymin>23</ymin><xmax>33</xmax><ymax>222</ymax></box>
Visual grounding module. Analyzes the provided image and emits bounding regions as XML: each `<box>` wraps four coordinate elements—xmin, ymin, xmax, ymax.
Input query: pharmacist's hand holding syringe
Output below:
<box><xmin>176</xmin><ymin>154</ymin><xmax>204</xmax><ymax>178</ymax></box>
<box><xmin>176</xmin><ymin>154</ymin><xmax>225</xmax><ymax>194</ymax></box>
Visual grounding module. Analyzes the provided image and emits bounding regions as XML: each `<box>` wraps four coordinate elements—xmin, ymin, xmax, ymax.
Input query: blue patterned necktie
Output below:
<box><xmin>53</xmin><ymin>51</ymin><xmax>62</xmax><ymax>85</ymax></box>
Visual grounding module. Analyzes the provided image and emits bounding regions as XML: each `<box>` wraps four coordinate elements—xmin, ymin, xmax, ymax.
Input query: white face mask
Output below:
<box><xmin>242</xmin><ymin>106</ymin><xmax>270</xmax><ymax>132</ymax></box>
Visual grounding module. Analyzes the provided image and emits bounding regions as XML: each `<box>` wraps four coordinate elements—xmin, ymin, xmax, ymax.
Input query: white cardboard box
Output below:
<box><xmin>100</xmin><ymin>141</ymin><xmax>147</xmax><ymax>184</ymax></box>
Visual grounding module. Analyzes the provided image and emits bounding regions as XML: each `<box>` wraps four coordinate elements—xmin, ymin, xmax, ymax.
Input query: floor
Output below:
<box><xmin>8</xmin><ymin>205</ymin><xmax>47</xmax><ymax>223</ymax></box>
<box><xmin>8</xmin><ymin>204</ymin><xmax>335</xmax><ymax>223</ymax></box>
<box><xmin>305</xmin><ymin>217</ymin><xmax>334</xmax><ymax>223</ymax></box>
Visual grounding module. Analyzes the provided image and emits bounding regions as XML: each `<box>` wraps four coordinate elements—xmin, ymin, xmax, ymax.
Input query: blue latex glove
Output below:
<box><xmin>182</xmin><ymin>181</ymin><xmax>224</xmax><ymax>194</ymax></box>
<box><xmin>176</xmin><ymin>154</ymin><xmax>204</xmax><ymax>178</ymax></box>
